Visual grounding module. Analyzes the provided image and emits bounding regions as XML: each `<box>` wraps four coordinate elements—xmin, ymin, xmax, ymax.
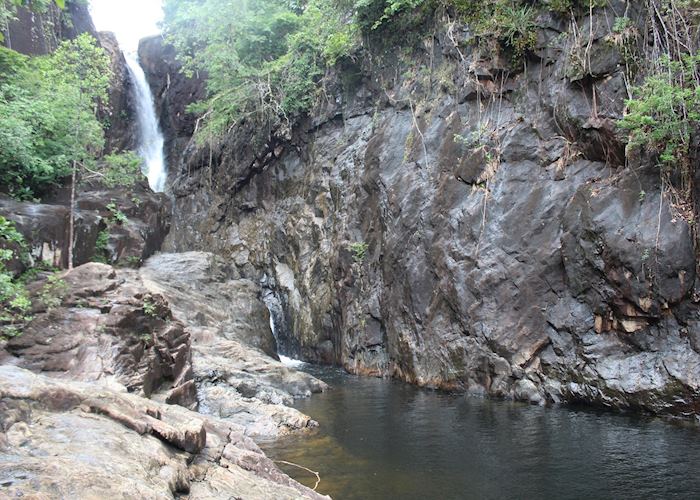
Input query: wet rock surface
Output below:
<box><xmin>139</xmin><ymin>35</ymin><xmax>206</xmax><ymax>171</ymax></box>
<box><xmin>160</xmin><ymin>4</ymin><xmax>700</xmax><ymax>418</ymax></box>
<box><xmin>98</xmin><ymin>31</ymin><xmax>137</xmax><ymax>153</ymax></box>
<box><xmin>2</xmin><ymin>1</ymin><xmax>96</xmax><ymax>56</ymax></box>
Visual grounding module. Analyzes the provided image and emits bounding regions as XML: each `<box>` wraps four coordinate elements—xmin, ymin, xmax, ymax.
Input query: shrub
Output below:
<box><xmin>93</xmin><ymin>229</ymin><xmax>110</xmax><ymax>264</ymax></box>
<box><xmin>38</xmin><ymin>273</ymin><xmax>68</xmax><ymax>310</ymax></box>
<box><xmin>96</xmin><ymin>151</ymin><xmax>143</xmax><ymax>188</ymax></box>
<box><xmin>105</xmin><ymin>202</ymin><xmax>128</xmax><ymax>225</ymax></box>
<box><xmin>619</xmin><ymin>54</ymin><xmax>700</xmax><ymax>171</ymax></box>
<box><xmin>0</xmin><ymin>216</ymin><xmax>31</xmax><ymax>338</ymax></box>
<box><xmin>349</xmin><ymin>241</ymin><xmax>369</xmax><ymax>262</ymax></box>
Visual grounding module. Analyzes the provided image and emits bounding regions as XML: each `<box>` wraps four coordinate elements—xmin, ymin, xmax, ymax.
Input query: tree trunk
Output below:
<box><xmin>68</xmin><ymin>88</ymin><xmax>84</xmax><ymax>272</ymax></box>
<box><xmin>67</xmin><ymin>159</ymin><xmax>76</xmax><ymax>270</ymax></box>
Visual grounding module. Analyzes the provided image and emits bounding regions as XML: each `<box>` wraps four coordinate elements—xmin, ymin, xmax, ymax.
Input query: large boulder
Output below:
<box><xmin>141</xmin><ymin>252</ymin><xmax>327</xmax><ymax>437</ymax></box>
<box><xmin>0</xmin><ymin>196</ymin><xmax>102</xmax><ymax>272</ymax></box>
<box><xmin>75</xmin><ymin>182</ymin><xmax>171</xmax><ymax>265</ymax></box>
<box><xmin>0</xmin><ymin>182</ymin><xmax>171</xmax><ymax>271</ymax></box>
<box><xmin>4</xmin><ymin>263</ymin><xmax>194</xmax><ymax>404</ymax></box>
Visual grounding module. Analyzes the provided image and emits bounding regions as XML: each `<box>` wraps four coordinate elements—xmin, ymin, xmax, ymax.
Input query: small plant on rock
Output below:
<box><xmin>93</xmin><ymin>229</ymin><xmax>110</xmax><ymax>264</ymax></box>
<box><xmin>106</xmin><ymin>202</ymin><xmax>128</xmax><ymax>225</ymax></box>
<box><xmin>142</xmin><ymin>296</ymin><xmax>158</xmax><ymax>318</ymax></box>
<box><xmin>38</xmin><ymin>273</ymin><xmax>68</xmax><ymax>311</ymax></box>
<box><xmin>0</xmin><ymin>217</ymin><xmax>31</xmax><ymax>338</ymax></box>
<box><xmin>349</xmin><ymin>242</ymin><xmax>369</xmax><ymax>263</ymax></box>
<box><xmin>620</xmin><ymin>54</ymin><xmax>700</xmax><ymax>171</ymax></box>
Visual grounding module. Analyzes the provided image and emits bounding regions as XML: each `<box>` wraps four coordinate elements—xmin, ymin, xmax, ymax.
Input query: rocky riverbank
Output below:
<box><xmin>0</xmin><ymin>252</ymin><xmax>327</xmax><ymax>498</ymax></box>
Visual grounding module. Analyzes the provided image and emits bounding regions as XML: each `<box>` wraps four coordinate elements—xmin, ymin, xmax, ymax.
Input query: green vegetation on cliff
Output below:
<box><xmin>161</xmin><ymin>0</ymin><xmax>621</xmax><ymax>144</ymax></box>
<box><xmin>0</xmin><ymin>31</ymin><xmax>143</xmax><ymax>199</ymax></box>
<box><xmin>0</xmin><ymin>34</ymin><xmax>109</xmax><ymax>198</ymax></box>
<box><xmin>164</xmin><ymin>0</ymin><xmax>700</xmax><ymax>222</ymax></box>
<box><xmin>0</xmin><ymin>216</ymin><xmax>30</xmax><ymax>336</ymax></box>
<box><xmin>163</xmin><ymin>0</ymin><xmax>357</xmax><ymax>140</ymax></box>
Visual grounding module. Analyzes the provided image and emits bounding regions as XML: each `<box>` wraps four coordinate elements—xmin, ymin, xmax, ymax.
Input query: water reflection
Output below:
<box><xmin>261</xmin><ymin>366</ymin><xmax>700</xmax><ymax>500</ymax></box>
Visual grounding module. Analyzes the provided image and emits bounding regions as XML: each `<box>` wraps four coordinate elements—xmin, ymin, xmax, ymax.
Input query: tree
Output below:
<box><xmin>49</xmin><ymin>34</ymin><xmax>111</xmax><ymax>269</ymax></box>
<box><xmin>162</xmin><ymin>0</ymin><xmax>356</xmax><ymax>142</ymax></box>
<box><xmin>0</xmin><ymin>35</ymin><xmax>110</xmax><ymax>200</ymax></box>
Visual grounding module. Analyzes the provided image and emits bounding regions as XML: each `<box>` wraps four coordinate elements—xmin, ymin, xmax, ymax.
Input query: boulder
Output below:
<box><xmin>141</xmin><ymin>252</ymin><xmax>327</xmax><ymax>437</ymax></box>
<box><xmin>5</xmin><ymin>262</ymin><xmax>194</xmax><ymax>403</ymax></box>
<box><xmin>0</xmin><ymin>196</ymin><xmax>101</xmax><ymax>272</ymax></box>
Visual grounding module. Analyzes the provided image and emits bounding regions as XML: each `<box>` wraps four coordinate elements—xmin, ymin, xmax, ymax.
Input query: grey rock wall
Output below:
<box><xmin>155</xmin><ymin>4</ymin><xmax>700</xmax><ymax>418</ymax></box>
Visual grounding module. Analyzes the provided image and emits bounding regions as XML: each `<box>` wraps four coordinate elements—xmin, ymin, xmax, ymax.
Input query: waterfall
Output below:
<box><xmin>124</xmin><ymin>52</ymin><xmax>167</xmax><ymax>193</ymax></box>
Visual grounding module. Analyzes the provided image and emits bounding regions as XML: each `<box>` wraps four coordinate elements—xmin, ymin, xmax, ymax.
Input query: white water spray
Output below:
<box><xmin>124</xmin><ymin>52</ymin><xmax>167</xmax><ymax>192</ymax></box>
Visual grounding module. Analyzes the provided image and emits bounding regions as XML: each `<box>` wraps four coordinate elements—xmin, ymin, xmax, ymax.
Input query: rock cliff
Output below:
<box><xmin>1</xmin><ymin>0</ymin><xmax>96</xmax><ymax>55</ymax></box>
<box><xmin>152</xmin><ymin>2</ymin><xmax>700</xmax><ymax>418</ymax></box>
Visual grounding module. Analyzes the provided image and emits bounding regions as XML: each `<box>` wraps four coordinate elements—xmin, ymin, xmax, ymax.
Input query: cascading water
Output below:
<box><xmin>124</xmin><ymin>52</ymin><xmax>167</xmax><ymax>192</ymax></box>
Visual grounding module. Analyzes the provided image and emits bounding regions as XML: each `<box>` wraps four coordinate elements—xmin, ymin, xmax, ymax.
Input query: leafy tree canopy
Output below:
<box><xmin>0</xmin><ymin>33</ymin><xmax>111</xmax><ymax>199</ymax></box>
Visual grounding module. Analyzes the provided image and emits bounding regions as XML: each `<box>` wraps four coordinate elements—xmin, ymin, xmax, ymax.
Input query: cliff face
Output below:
<box><xmin>152</xmin><ymin>3</ymin><xmax>700</xmax><ymax>417</ymax></box>
<box><xmin>1</xmin><ymin>0</ymin><xmax>96</xmax><ymax>55</ymax></box>
<box><xmin>97</xmin><ymin>31</ymin><xmax>137</xmax><ymax>153</ymax></box>
<box><xmin>1</xmin><ymin>2</ymin><xmax>136</xmax><ymax>153</ymax></box>
<box><xmin>139</xmin><ymin>35</ymin><xmax>205</xmax><ymax>170</ymax></box>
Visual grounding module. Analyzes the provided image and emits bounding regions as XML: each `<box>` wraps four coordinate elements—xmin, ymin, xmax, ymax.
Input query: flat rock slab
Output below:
<box><xmin>0</xmin><ymin>366</ymin><xmax>328</xmax><ymax>499</ymax></box>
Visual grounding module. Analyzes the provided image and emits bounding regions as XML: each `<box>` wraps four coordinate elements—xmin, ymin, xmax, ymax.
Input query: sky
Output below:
<box><xmin>89</xmin><ymin>0</ymin><xmax>164</xmax><ymax>53</ymax></box>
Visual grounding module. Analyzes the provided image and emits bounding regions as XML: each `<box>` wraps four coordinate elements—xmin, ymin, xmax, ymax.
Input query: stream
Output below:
<box><xmin>261</xmin><ymin>365</ymin><xmax>700</xmax><ymax>500</ymax></box>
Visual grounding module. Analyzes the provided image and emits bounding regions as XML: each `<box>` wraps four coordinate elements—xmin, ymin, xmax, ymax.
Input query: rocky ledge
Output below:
<box><xmin>1</xmin><ymin>253</ymin><xmax>327</xmax><ymax>498</ymax></box>
<box><xmin>0</xmin><ymin>366</ymin><xmax>326</xmax><ymax>499</ymax></box>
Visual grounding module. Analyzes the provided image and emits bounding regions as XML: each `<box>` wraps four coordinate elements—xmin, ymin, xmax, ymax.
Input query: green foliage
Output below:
<box><xmin>123</xmin><ymin>255</ymin><xmax>142</xmax><ymax>268</ymax></box>
<box><xmin>142</xmin><ymin>296</ymin><xmax>157</xmax><ymax>317</ymax></box>
<box><xmin>105</xmin><ymin>202</ymin><xmax>128</xmax><ymax>225</ymax></box>
<box><xmin>353</xmin><ymin>0</ymin><xmax>425</xmax><ymax>30</ymax></box>
<box><xmin>539</xmin><ymin>0</ymin><xmax>606</xmax><ymax>13</ymax></box>
<box><xmin>349</xmin><ymin>241</ymin><xmax>369</xmax><ymax>262</ymax></box>
<box><xmin>0</xmin><ymin>216</ymin><xmax>30</xmax><ymax>337</ymax></box>
<box><xmin>95</xmin><ymin>199</ymin><xmax>131</xmax><ymax>263</ymax></box>
<box><xmin>443</xmin><ymin>0</ymin><xmax>538</xmax><ymax>57</ymax></box>
<box><xmin>99</xmin><ymin>151</ymin><xmax>143</xmax><ymax>188</ymax></box>
<box><xmin>93</xmin><ymin>229</ymin><xmax>110</xmax><ymax>264</ymax></box>
<box><xmin>619</xmin><ymin>54</ymin><xmax>700</xmax><ymax>170</ymax></box>
<box><xmin>163</xmin><ymin>0</ymin><xmax>357</xmax><ymax>141</ymax></box>
<box><xmin>613</xmin><ymin>16</ymin><xmax>631</xmax><ymax>34</ymax></box>
<box><xmin>0</xmin><ymin>34</ymin><xmax>111</xmax><ymax>198</ymax></box>
<box><xmin>0</xmin><ymin>214</ymin><xmax>25</xmax><ymax>250</ymax></box>
<box><xmin>38</xmin><ymin>273</ymin><xmax>67</xmax><ymax>310</ymax></box>
<box><xmin>162</xmin><ymin>0</ymin><xmax>624</xmax><ymax>143</ymax></box>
